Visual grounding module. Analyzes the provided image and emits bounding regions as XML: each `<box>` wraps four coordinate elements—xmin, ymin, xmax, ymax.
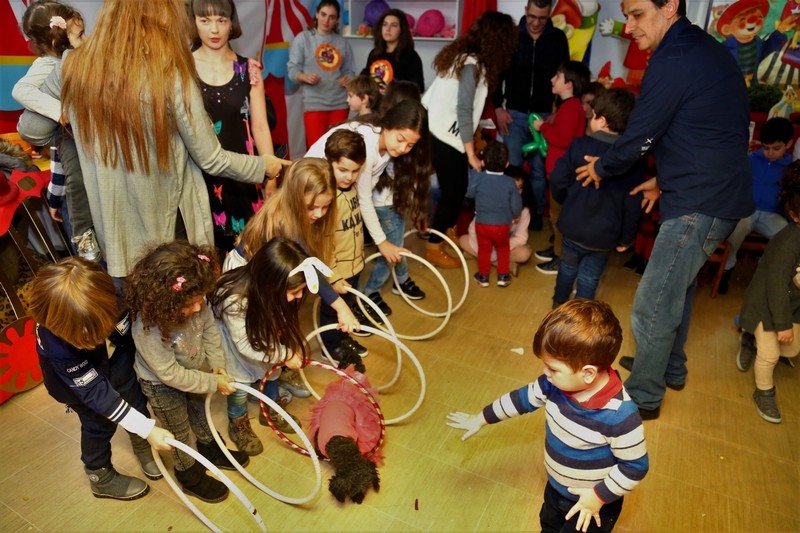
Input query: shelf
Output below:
<box><xmin>345</xmin><ymin>0</ymin><xmax>460</xmax><ymax>41</ymax></box>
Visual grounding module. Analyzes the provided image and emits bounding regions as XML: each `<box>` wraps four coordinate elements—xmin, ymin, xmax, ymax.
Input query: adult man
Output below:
<box><xmin>493</xmin><ymin>0</ymin><xmax>569</xmax><ymax>231</ymax></box>
<box><xmin>577</xmin><ymin>0</ymin><xmax>754</xmax><ymax>419</ymax></box>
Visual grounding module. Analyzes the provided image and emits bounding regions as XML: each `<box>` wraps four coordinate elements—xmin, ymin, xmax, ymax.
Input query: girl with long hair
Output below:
<box><xmin>361</xmin><ymin>8</ymin><xmax>424</xmax><ymax>92</ymax></box>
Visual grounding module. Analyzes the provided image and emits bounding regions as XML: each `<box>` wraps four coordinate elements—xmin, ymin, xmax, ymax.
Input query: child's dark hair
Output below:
<box><xmin>377</xmin><ymin>80</ymin><xmax>421</xmax><ymax>117</ymax></box>
<box><xmin>761</xmin><ymin>117</ymin><xmax>794</xmax><ymax>145</ymax></box>
<box><xmin>481</xmin><ymin>141</ymin><xmax>508</xmax><ymax>173</ymax></box>
<box><xmin>21</xmin><ymin>0</ymin><xmax>83</xmax><ymax>57</ymax></box>
<box><xmin>28</xmin><ymin>257</ymin><xmax>119</xmax><ymax>350</ymax></box>
<box><xmin>346</xmin><ymin>75</ymin><xmax>381</xmax><ymax>113</ymax></box>
<box><xmin>325</xmin><ymin>129</ymin><xmax>367</xmax><ymax>166</ymax></box>
<box><xmin>505</xmin><ymin>165</ymin><xmax>535</xmax><ymax>211</ymax></box>
<box><xmin>780</xmin><ymin>161</ymin><xmax>800</xmax><ymax>221</ymax></box>
<box><xmin>557</xmin><ymin>60</ymin><xmax>592</xmax><ymax>97</ymax></box>
<box><xmin>584</xmin><ymin>81</ymin><xmax>606</xmax><ymax>98</ymax></box>
<box><xmin>126</xmin><ymin>240</ymin><xmax>220</xmax><ymax>339</ymax></box>
<box><xmin>209</xmin><ymin>238</ymin><xmax>310</xmax><ymax>361</ymax></box>
<box><xmin>591</xmin><ymin>88</ymin><xmax>636</xmax><ymax>134</ymax></box>
<box><xmin>533</xmin><ymin>299</ymin><xmax>622</xmax><ymax>372</ymax></box>
<box><xmin>188</xmin><ymin>0</ymin><xmax>243</xmax><ymax>48</ymax></box>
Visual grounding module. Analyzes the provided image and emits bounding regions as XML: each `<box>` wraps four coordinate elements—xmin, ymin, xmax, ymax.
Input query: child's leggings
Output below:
<box><xmin>753</xmin><ymin>322</ymin><xmax>800</xmax><ymax>390</ymax></box>
<box><xmin>475</xmin><ymin>223</ymin><xmax>510</xmax><ymax>276</ymax></box>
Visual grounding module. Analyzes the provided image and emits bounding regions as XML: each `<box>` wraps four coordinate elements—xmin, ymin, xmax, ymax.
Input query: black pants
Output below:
<box><xmin>540</xmin><ymin>482</ymin><xmax>624</xmax><ymax>533</ymax></box>
<box><xmin>429</xmin><ymin>135</ymin><xmax>468</xmax><ymax>244</ymax></box>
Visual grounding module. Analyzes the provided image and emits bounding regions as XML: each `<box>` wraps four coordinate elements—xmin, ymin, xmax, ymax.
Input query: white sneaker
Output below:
<box><xmin>72</xmin><ymin>228</ymin><xmax>102</xmax><ymax>262</ymax></box>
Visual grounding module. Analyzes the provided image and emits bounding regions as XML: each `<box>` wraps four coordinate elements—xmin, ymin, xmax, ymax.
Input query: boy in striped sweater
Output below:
<box><xmin>447</xmin><ymin>300</ymin><xmax>648</xmax><ymax>532</ymax></box>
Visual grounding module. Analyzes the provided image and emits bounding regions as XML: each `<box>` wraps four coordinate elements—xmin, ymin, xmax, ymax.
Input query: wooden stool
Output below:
<box><xmin>705</xmin><ymin>242</ymin><xmax>731</xmax><ymax>298</ymax></box>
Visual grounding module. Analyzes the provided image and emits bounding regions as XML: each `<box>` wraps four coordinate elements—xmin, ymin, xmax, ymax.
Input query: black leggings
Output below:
<box><xmin>429</xmin><ymin>135</ymin><xmax>468</xmax><ymax>244</ymax></box>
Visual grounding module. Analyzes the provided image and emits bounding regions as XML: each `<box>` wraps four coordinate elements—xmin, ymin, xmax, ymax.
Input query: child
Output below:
<box><xmin>209</xmin><ymin>238</ymin><xmax>316</xmax><ymax>455</ymax></box>
<box><xmin>737</xmin><ymin>163</ymin><xmax>800</xmax><ymax>424</ymax></box>
<box><xmin>460</xmin><ymin>165</ymin><xmax>532</xmax><ymax>277</ymax></box>
<box><xmin>318</xmin><ymin>130</ymin><xmax>372</xmax><ymax>360</ymax></box>
<box><xmin>465</xmin><ymin>141</ymin><xmax>522</xmax><ymax>288</ymax></box>
<box><xmin>447</xmin><ymin>300</ymin><xmax>648</xmax><ymax>532</ymax></box>
<box><xmin>12</xmin><ymin>0</ymin><xmax>100</xmax><ymax>262</ymax></box>
<box><xmin>29</xmin><ymin>257</ymin><xmax>173</xmax><ymax>500</ymax></box>
<box><xmin>581</xmin><ymin>81</ymin><xmax>607</xmax><ymax>130</ymax></box>
<box><xmin>128</xmin><ymin>241</ymin><xmax>250</xmax><ymax>503</ymax></box>
<box><xmin>549</xmin><ymin>88</ymin><xmax>644</xmax><ymax>308</ymax></box>
<box><xmin>346</xmin><ymin>75</ymin><xmax>381</xmax><ymax>118</ymax></box>
<box><xmin>719</xmin><ymin>117</ymin><xmax>794</xmax><ymax>294</ymax></box>
<box><xmin>532</xmin><ymin>60</ymin><xmax>592</xmax><ymax>274</ymax></box>
<box><xmin>306</xmin><ymin>99</ymin><xmax>431</xmax><ymax>319</ymax></box>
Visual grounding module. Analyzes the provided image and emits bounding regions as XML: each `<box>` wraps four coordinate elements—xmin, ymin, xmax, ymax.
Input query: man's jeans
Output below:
<box><xmin>625</xmin><ymin>213</ymin><xmax>737</xmax><ymax>410</ymax></box>
<box><xmin>364</xmin><ymin>205</ymin><xmax>409</xmax><ymax>294</ymax></box>
<box><xmin>553</xmin><ymin>238</ymin><xmax>610</xmax><ymax>304</ymax></box>
<box><xmin>503</xmin><ymin>109</ymin><xmax>547</xmax><ymax>215</ymax></box>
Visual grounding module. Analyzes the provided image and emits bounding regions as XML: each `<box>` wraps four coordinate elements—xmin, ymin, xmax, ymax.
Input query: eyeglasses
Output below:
<box><xmin>526</xmin><ymin>14</ymin><xmax>549</xmax><ymax>22</ymax></box>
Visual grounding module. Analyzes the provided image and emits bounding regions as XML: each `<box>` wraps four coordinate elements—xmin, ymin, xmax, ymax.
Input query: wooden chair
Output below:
<box><xmin>705</xmin><ymin>241</ymin><xmax>731</xmax><ymax>298</ymax></box>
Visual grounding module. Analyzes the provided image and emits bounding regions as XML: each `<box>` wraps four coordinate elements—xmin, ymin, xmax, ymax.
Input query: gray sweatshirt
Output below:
<box><xmin>288</xmin><ymin>29</ymin><xmax>354</xmax><ymax>111</ymax></box>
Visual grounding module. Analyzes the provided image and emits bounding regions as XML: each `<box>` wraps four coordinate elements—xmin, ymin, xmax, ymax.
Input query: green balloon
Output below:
<box><xmin>522</xmin><ymin>113</ymin><xmax>548</xmax><ymax>157</ymax></box>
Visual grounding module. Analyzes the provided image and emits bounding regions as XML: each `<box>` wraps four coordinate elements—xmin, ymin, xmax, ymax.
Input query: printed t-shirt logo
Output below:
<box><xmin>316</xmin><ymin>43</ymin><xmax>342</xmax><ymax>71</ymax></box>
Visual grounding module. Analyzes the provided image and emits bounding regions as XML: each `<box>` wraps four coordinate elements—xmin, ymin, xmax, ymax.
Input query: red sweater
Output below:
<box><xmin>540</xmin><ymin>97</ymin><xmax>585</xmax><ymax>176</ymax></box>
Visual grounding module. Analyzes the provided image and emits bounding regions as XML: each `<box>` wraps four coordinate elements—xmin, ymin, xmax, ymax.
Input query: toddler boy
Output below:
<box><xmin>346</xmin><ymin>75</ymin><xmax>381</xmax><ymax>118</ymax></box>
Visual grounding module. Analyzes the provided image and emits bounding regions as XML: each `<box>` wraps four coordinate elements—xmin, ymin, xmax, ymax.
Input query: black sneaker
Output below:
<box><xmin>350</xmin><ymin>306</ymin><xmax>374</xmax><ymax>336</ymax></box>
<box><xmin>497</xmin><ymin>274</ymin><xmax>512</xmax><ymax>287</ymax></box>
<box><xmin>536</xmin><ymin>257</ymin><xmax>560</xmax><ymax>275</ymax></box>
<box><xmin>534</xmin><ymin>246</ymin><xmax>555</xmax><ymax>261</ymax></box>
<box><xmin>332</xmin><ymin>336</ymin><xmax>368</xmax><ymax>359</ymax></box>
<box><xmin>473</xmin><ymin>272</ymin><xmax>489</xmax><ymax>287</ymax></box>
<box><xmin>392</xmin><ymin>278</ymin><xmax>426</xmax><ymax>300</ymax></box>
<box><xmin>367</xmin><ymin>292</ymin><xmax>392</xmax><ymax>317</ymax></box>
<box><xmin>736</xmin><ymin>331</ymin><xmax>756</xmax><ymax>372</ymax></box>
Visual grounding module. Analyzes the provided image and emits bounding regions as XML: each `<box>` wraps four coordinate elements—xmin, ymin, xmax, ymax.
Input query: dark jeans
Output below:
<box><xmin>553</xmin><ymin>238</ymin><xmax>610</xmax><ymax>305</ymax></box>
<box><xmin>540</xmin><ymin>482</ymin><xmax>623</xmax><ymax>533</ymax></box>
<box><xmin>68</xmin><ymin>345</ymin><xmax>150</xmax><ymax>470</ymax></box>
<box><xmin>429</xmin><ymin>135</ymin><xmax>468</xmax><ymax>243</ymax></box>
<box><xmin>504</xmin><ymin>108</ymin><xmax>548</xmax><ymax>215</ymax></box>
<box><xmin>321</xmin><ymin>273</ymin><xmax>360</xmax><ymax>351</ymax></box>
<box><xmin>138</xmin><ymin>379</ymin><xmax>214</xmax><ymax>471</ymax></box>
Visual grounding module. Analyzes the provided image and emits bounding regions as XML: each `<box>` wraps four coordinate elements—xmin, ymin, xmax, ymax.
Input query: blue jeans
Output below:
<box><xmin>553</xmin><ymin>238</ymin><xmax>610</xmax><ymax>305</ymax></box>
<box><xmin>503</xmin><ymin>109</ymin><xmax>547</xmax><ymax>215</ymax></box>
<box><xmin>724</xmin><ymin>210</ymin><xmax>787</xmax><ymax>270</ymax></box>
<box><xmin>227</xmin><ymin>379</ymin><xmax>277</xmax><ymax>418</ymax></box>
<box><xmin>625</xmin><ymin>213</ymin><xmax>737</xmax><ymax>410</ymax></box>
<box><xmin>364</xmin><ymin>205</ymin><xmax>409</xmax><ymax>293</ymax></box>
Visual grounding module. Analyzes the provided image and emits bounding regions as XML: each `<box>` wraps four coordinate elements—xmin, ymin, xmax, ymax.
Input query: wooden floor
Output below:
<box><xmin>2</xmin><ymin>231</ymin><xmax>798</xmax><ymax>533</ymax></box>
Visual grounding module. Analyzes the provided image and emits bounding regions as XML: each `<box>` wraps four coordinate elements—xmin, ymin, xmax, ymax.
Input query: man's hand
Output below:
<box><xmin>495</xmin><ymin>108</ymin><xmax>512</xmax><ymax>136</ymax></box>
<box><xmin>576</xmin><ymin>156</ymin><xmax>601</xmax><ymax>189</ymax></box>
<box><xmin>565</xmin><ymin>487</ymin><xmax>604</xmax><ymax>532</ymax></box>
<box><xmin>446</xmin><ymin>411</ymin><xmax>486</xmax><ymax>441</ymax></box>
<box><xmin>629</xmin><ymin>177</ymin><xmax>660</xmax><ymax>213</ymax></box>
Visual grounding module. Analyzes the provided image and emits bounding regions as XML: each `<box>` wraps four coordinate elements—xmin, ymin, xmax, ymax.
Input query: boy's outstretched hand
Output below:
<box><xmin>147</xmin><ymin>426</ymin><xmax>174</xmax><ymax>451</ymax></box>
<box><xmin>565</xmin><ymin>487</ymin><xmax>604</xmax><ymax>532</ymax></box>
<box><xmin>446</xmin><ymin>411</ymin><xmax>486</xmax><ymax>440</ymax></box>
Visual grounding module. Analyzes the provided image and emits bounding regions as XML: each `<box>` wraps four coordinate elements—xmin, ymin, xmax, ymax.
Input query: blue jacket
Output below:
<box><xmin>552</xmin><ymin>131</ymin><xmax>644</xmax><ymax>250</ymax></box>
<box><xmin>595</xmin><ymin>17</ymin><xmax>754</xmax><ymax>222</ymax></box>
<box><xmin>466</xmin><ymin>170</ymin><xmax>522</xmax><ymax>226</ymax></box>
<box><xmin>749</xmin><ymin>149</ymin><xmax>792</xmax><ymax>214</ymax></box>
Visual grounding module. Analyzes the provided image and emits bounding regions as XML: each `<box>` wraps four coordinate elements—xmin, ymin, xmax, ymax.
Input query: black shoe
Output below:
<box><xmin>332</xmin><ymin>336</ymin><xmax>368</xmax><ymax>358</ymax></box>
<box><xmin>535</xmin><ymin>257</ymin><xmax>560</xmax><ymax>275</ymax></box>
<box><xmin>736</xmin><ymin>331</ymin><xmax>756</xmax><ymax>372</ymax></box>
<box><xmin>174</xmin><ymin>461</ymin><xmax>228</xmax><ymax>503</ymax></box>
<box><xmin>634</xmin><ymin>260</ymin><xmax>647</xmax><ymax>276</ymax></box>
<box><xmin>196</xmin><ymin>437</ymin><xmax>250</xmax><ymax>470</ymax></box>
<box><xmin>350</xmin><ymin>306</ymin><xmax>374</xmax><ymax>336</ymax></box>
<box><xmin>367</xmin><ymin>292</ymin><xmax>392</xmax><ymax>317</ymax></box>
<box><xmin>717</xmin><ymin>269</ymin><xmax>732</xmax><ymax>295</ymax></box>
<box><xmin>534</xmin><ymin>246</ymin><xmax>555</xmax><ymax>261</ymax></box>
<box><xmin>392</xmin><ymin>278</ymin><xmax>426</xmax><ymax>300</ymax></box>
<box><xmin>638</xmin><ymin>405</ymin><xmax>661</xmax><ymax>420</ymax></box>
<box><xmin>623</xmin><ymin>254</ymin><xmax>643</xmax><ymax>271</ymax></box>
<box><xmin>619</xmin><ymin>356</ymin><xmax>684</xmax><ymax>391</ymax></box>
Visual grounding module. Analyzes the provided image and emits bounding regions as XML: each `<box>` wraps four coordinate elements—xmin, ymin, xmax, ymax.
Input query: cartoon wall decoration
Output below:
<box><xmin>550</xmin><ymin>0</ymin><xmax>599</xmax><ymax>63</ymax></box>
<box><xmin>597</xmin><ymin>4</ymin><xmax>651</xmax><ymax>89</ymax></box>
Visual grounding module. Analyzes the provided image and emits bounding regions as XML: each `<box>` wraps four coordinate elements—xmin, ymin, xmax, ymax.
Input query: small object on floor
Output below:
<box><xmin>351</xmin><ymin>306</ymin><xmax>374</xmax><ymax>336</ymax></box>
<box><xmin>497</xmin><ymin>274</ymin><xmax>511</xmax><ymax>287</ymax></box>
<box><xmin>534</xmin><ymin>245</ymin><xmax>555</xmax><ymax>261</ymax></box>
<box><xmin>736</xmin><ymin>331</ymin><xmax>756</xmax><ymax>372</ymax></box>
<box><xmin>510</xmin><ymin>347</ymin><xmax>524</xmax><ymax>355</ymax></box>
<box><xmin>509</xmin><ymin>261</ymin><xmax>519</xmax><ymax>277</ymax></box>
<box><xmin>424</xmin><ymin>241</ymin><xmax>460</xmax><ymax>269</ymax></box>
<box><xmin>278</xmin><ymin>368</ymin><xmax>310</xmax><ymax>398</ymax></box>
<box><xmin>623</xmin><ymin>253</ymin><xmax>644</xmax><ymax>271</ymax></box>
<box><xmin>473</xmin><ymin>272</ymin><xmax>489</xmax><ymax>287</ymax></box>
<box><xmin>535</xmin><ymin>257</ymin><xmax>560</xmax><ymax>275</ymax></box>
<box><xmin>753</xmin><ymin>387</ymin><xmax>781</xmax><ymax>424</ymax></box>
<box><xmin>86</xmin><ymin>466</ymin><xmax>149</xmax><ymax>501</ymax></box>
<box><xmin>392</xmin><ymin>278</ymin><xmax>426</xmax><ymax>300</ymax></box>
<box><xmin>259</xmin><ymin>406</ymin><xmax>301</xmax><ymax>434</ymax></box>
<box><xmin>72</xmin><ymin>228</ymin><xmax>102</xmax><ymax>262</ymax></box>
<box><xmin>367</xmin><ymin>291</ymin><xmax>392</xmax><ymax>317</ymax></box>
<box><xmin>717</xmin><ymin>268</ymin><xmax>732</xmax><ymax>295</ymax></box>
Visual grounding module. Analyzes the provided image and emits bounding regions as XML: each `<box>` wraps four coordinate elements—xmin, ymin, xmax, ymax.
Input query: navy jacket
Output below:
<box><xmin>466</xmin><ymin>170</ymin><xmax>523</xmax><ymax>226</ymax></box>
<box><xmin>552</xmin><ymin>131</ymin><xmax>644</xmax><ymax>251</ymax></box>
<box><xmin>594</xmin><ymin>17</ymin><xmax>754</xmax><ymax>222</ymax></box>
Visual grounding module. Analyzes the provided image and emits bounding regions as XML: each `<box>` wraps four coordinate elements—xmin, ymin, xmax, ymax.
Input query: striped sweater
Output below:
<box><xmin>482</xmin><ymin>371</ymin><xmax>648</xmax><ymax>503</ymax></box>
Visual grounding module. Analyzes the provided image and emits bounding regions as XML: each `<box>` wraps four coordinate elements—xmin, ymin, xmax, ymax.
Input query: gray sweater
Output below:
<box><xmin>288</xmin><ymin>29</ymin><xmax>354</xmax><ymax>111</ymax></box>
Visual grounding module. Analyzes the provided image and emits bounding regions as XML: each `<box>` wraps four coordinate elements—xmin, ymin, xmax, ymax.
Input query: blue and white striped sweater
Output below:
<box><xmin>482</xmin><ymin>374</ymin><xmax>648</xmax><ymax>503</ymax></box>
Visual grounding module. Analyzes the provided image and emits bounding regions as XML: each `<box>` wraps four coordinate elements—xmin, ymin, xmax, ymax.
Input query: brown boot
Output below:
<box><xmin>228</xmin><ymin>414</ymin><xmax>263</xmax><ymax>456</ymax></box>
<box><xmin>425</xmin><ymin>242</ymin><xmax>460</xmax><ymax>269</ymax></box>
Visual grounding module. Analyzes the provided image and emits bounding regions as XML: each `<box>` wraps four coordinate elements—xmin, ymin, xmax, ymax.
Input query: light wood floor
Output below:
<box><xmin>2</xmin><ymin>231</ymin><xmax>798</xmax><ymax>533</ymax></box>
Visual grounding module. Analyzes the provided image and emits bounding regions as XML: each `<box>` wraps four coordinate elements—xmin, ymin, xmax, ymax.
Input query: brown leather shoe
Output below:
<box><xmin>425</xmin><ymin>242</ymin><xmax>460</xmax><ymax>269</ymax></box>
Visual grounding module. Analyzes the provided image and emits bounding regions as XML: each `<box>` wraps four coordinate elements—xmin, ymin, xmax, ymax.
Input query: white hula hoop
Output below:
<box><xmin>204</xmin><ymin>384</ymin><xmax>322</xmax><ymax>505</ymax></box>
<box><xmin>402</xmin><ymin>228</ymin><xmax>469</xmax><ymax>315</ymax></box>
<box><xmin>300</xmin><ymin>323</ymin><xmax>426</xmax><ymax>425</ymax></box>
<box><xmin>152</xmin><ymin>437</ymin><xmax>266</xmax><ymax>533</ymax></box>
<box><xmin>361</xmin><ymin>251</ymin><xmax>452</xmax><ymax>341</ymax></box>
<box><xmin>311</xmin><ymin>286</ymin><xmax>403</xmax><ymax>391</ymax></box>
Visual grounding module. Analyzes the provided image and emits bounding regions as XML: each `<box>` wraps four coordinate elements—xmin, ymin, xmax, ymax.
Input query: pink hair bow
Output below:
<box><xmin>49</xmin><ymin>16</ymin><xmax>67</xmax><ymax>30</ymax></box>
<box><xmin>172</xmin><ymin>276</ymin><xmax>187</xmax><ymax>291</ymax></box>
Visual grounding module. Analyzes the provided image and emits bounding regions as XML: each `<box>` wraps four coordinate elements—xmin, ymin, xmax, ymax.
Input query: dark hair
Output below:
<box><xmin>312</xmin><ymin>0</ymin><xmax>340</xmax><ymax>32</ymax></box>
<box><xmin>210</xmin><ymin>238</ymin><xmax>310</xmax><ymax>361</ymax></box>
<box><xmin>481</xmin><ymin>141</ymin><xmax>509</xmax><ymax>172</ymax></box>
<box><xmin>760</xmin><ymin>117</ymin><xmax>794</xmax><ymax>145</ymax></box>
<box><xmin>584</xmin><ymin>81</ymin><xmax>607</xmax><ymax>98</ymax></box>
<box><xmin>377</xmin><ymin>80</ymin><xmax>421</xmax><ymax>116</ymax></box>
<box><xmin>346</xmin><ymin>75</ymin><xmax>382</xmax><ymax>112</ymax></box>
<box><xmin>505</xmin><ymin>165</ymin><xmax>535</xmax><ymax>211</ymax></box>
<box><xmin>557</xmin><ymin>60</ymin><xmax>592</xmax><ymax>97</ymax></box>
<box><xmin>533</xmin><ymin>299</ymin><xmax>622</xmax><ymax>371</ymax></box>
<box><xmin>21</xmin><ymin>0</ymin><xmax>83</xmax><ymax>57</ymax></box>
<box><xmin>126</xmin><ymin>240</ymin><xmax>220</xmax><ymax>339</ymax></box>
<box><xmin>372</xmin><ymin>8</ymin><xmax>415</xmax><ymax>57</ymax></box>
<box><xmin>780</xmin><ymin>161</ymin><xmax>800</xmax><ymax>221</ymax></box>
<box><xmin>651</xmin><ymin>0</ymin><xmax>686</xmax><ymax>17</ymax></box>
<box><xmin>188</xmin><ymin>0</ymin><xmax>243</xmax><ymax>48</ymax></box>
<box><xmin>528</xmin><ymin>0</ymin><xmax>553</xmax><ymax>8</ymax></box>
<box><xmin>591</xmin><ymin>87</ymin><xmax>636</xmax><ymax>134</ymax></box>
<box><xmin>325</xmin><ymin>129</ymin><xmax>367</xmax><ymax>166</ymax></box>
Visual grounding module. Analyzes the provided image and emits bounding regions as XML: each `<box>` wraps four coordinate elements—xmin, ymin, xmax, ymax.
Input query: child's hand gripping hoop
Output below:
<box><xmin>522</xmin><ymin>113</ymin><xmax>548</xmax><ymax>157</ymax></box>
<box><xmin>152</xmin><ymin>437</ymin><xmax>267</xmax><ymax>533</ymax></box>
<box><xmin>204</xmin><ymin>384</ymin><xmax>322</xmax><ymax>505</ymax></box>
<box><xmin>402</xmin><ymin>228</ymin><xmax>469</xmax><ymax>315</ymax></box>
<box><xmin>260</xmin><ymin>361</ymin><xmax>386</xmax><ymax>460</ymax></box>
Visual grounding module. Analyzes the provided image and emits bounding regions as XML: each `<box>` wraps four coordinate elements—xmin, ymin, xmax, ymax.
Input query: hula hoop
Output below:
<box><xmin>402</xmin><ymin>228</ymin><xmax>469</xmax><ymax>315</ymax></box>
<box><xmin>361</xmin><ymin>250</ymin><xmax>452</xmax><ymax>341</ymax></box>
<box><xmin>152</xmin><ymin>437</ymin><xmax>266</xmax><ymax>533</ymax></box>
<box><xmin>310</xmin><ymin>286</ymin><xmax>403</xmax><ymax>391</ymax></box>
<box><xmin>260</xmin><ymin>361</ymin><xmax>386</xmax><ymax>460</ymax></box>
<box><xmin>204</xmin><ymin>384</ymin><xmax>322</xmax><ymax>505</ymax></box>
<box><xmin>299</xmin><ymin>324</ymin><xmax>426</xmax><ymax>424</ymax></box>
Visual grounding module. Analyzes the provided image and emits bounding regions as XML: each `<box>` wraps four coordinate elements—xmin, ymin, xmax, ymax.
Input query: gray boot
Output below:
<box><xmin>85</xmin><ymin>466</ymin><xmax>149</xmax><ymax>500</ymax></box>
<box><xmin>129</xmin><ymin>433</ymin><xmax>163</xmax><ymax>480</ymax></box>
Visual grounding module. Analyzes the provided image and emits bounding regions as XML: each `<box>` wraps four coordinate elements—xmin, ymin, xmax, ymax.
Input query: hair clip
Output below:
<box><xmin>197</xmin><ymin>254</ymin><xmax>211</xmax><ymax>263</ymax></box>
<box><xmin>288</xmin><ymin>257</ymin><xmax>333</xmax><ymax>294</ymax></box>
<box><xmin>49</xmin><ymin>16</ymin><xmax>67</xmax><ymax>30</ymax></box>
<box><xmin>172</xmin><ymin>276</ymin><xmax>187</xmax><ymax>291</ymax></box>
